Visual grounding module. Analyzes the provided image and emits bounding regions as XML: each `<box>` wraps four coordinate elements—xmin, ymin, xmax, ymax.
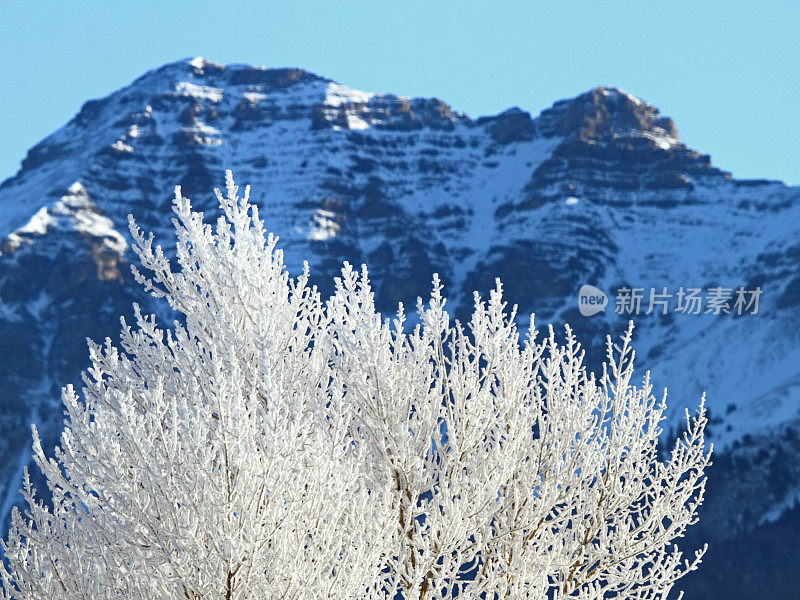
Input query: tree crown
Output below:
<box><xmin>1</xmin><ymin>173</ymin><xmax>711</xmax><ymax>600</ymax></box>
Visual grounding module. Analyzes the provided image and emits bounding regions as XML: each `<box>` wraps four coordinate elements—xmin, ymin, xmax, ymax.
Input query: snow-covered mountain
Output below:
<box><xmin>1</xmin><ymin>57</ymin><xmax>799</xmax><ymax>598</ymax></box>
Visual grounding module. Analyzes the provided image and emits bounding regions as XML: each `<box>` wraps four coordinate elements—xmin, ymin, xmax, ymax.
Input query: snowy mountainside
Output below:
<box><xmin>1</xmin><ymin>57</ymin><xmax>800</xmax><ymax>598</ymax></box>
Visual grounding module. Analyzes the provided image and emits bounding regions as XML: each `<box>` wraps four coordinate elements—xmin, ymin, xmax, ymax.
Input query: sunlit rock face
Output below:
<box><xmin>2</xmin><ymin>58</ymin><xmax>800</xmax><ymax>598</ymax></box>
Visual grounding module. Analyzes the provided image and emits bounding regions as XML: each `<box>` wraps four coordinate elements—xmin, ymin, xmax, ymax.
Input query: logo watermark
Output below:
<box><xmin>578</xmin><ymin>285</ymin><xmax>608</xmax><ymax>316</ymax></box>
<box><xmin>578</xmin><ymin>285</ymin><xmax>763</xmax><ymax>317</ymax></box>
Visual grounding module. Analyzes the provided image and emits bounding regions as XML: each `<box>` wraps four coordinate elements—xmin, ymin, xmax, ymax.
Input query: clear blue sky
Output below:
<box><xmin>1</xmin><ymin>1</ymin><xmax>798</xmax><ymax>184</ymax></box>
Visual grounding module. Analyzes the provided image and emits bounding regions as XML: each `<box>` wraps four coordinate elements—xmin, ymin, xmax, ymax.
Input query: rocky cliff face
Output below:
<box><xmin>1</xmin><ymin>58</ymin><xmax>799</xmax><ymax>598</ymax></box>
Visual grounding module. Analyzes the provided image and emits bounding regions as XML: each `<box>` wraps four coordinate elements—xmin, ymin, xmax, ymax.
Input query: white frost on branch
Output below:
<box><xmin>1</xmin><ymin>172</ymin><xmax>711</xmax><ymax>600</ymax></box>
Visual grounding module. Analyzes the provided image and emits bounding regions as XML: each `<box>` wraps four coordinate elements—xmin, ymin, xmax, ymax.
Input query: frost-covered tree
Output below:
<box><xmin>1</xmin><ymin>173</ymin><xmax>711</xmax><ymax>600</ymax></box>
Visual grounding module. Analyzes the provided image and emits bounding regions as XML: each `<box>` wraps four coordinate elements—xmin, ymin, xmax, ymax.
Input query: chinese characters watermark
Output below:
<box><xmin>578</xmin><ymin>285</ymin><xmax>762</xmax><ymax>317</ymax></box>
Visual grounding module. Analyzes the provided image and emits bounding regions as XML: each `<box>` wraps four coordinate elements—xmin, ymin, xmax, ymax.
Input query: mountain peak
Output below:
<box><xmin>538</xmin><ymin>85</ymin><xmax>679</xmax><ymax>143</ymax></box>
<box><xmin>129</xmin><ymin>57</ymin><xmax>329</xmax><ymax>95</ymax></box>
<box><xmin>187</xmin><ymin>56</ymin><xmax>219</xmax><ymax>71</ymax></box>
